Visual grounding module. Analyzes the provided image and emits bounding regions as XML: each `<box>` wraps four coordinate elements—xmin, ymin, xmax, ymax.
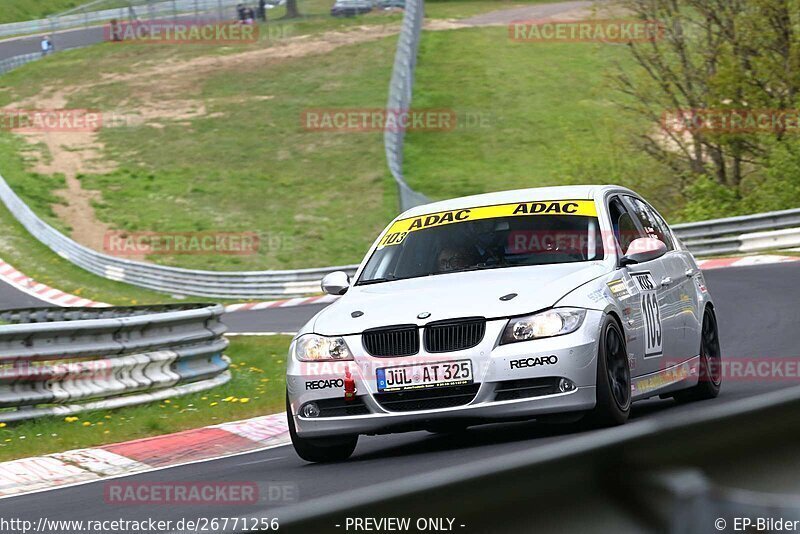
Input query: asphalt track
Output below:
<box><xmin>0</xmin><ymin>25</ymin><xmax>105</xmax><ymax>62</ymax></box>
<box><xmin>0</xmin><ymin>261</ymin><xmax>798</xmax><ymax>531</ymax></box>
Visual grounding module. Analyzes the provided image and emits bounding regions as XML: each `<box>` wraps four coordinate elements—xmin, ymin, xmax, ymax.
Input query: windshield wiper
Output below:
<box><xmin>434</xmin><ymin>263</ymin><xmax>496</xmax><ymax>276</ymax></box>
<box><xmin>356</xmin><ymin>276</ymin><xmax>396</xmax><ymax>286</ymax></box>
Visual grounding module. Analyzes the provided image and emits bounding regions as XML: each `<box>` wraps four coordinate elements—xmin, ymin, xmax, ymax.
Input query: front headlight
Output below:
<box><xmin>500</xmin><ymin>308</ymin><xmax>587</xmax><ymax>344</ymax></box>
<box><xmin>294</xmin><ymin>334</ymin><xmax>354</xmax><ymax>362</ymax></box>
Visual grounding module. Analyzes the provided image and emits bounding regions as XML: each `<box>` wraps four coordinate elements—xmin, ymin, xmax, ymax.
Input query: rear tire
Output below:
<box><xmin>673</xmin><ymin>307</ymin><xmax>722</xmax><ymax>403</ymax></box>
<box><xmin>586</xmin><ymin>315</ymin><xmax>631</xmax><ymax>426</ymax></box>
<box><xmin>287</xmin><ymin>395</ymin><xmax>358</xmax><ymax>463</ymax></box>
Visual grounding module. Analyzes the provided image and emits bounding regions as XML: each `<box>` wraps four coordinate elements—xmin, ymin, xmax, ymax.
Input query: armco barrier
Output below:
<box><xmin>0</xmin><ymin>303</ymin><xmax>229</xmax><ymax>422</ymax></box>
<box><xmin>0</xmin><ymin>0</ymin><xmax>245</xmax><ymax>39</ymax></box>
<box><xmin>0</xmin><ymin>53</ymin><xmax>41</xmax><ymax>76</ymax></box>
<box><xmin>0</xmin><ymin>174</ymin><xmax>358</xmax><ymax>299</ymax></box>
<box><xmin>672</xmin><ymin>208</ymin><xmax>800</xmax><ymax>257</ymax></box>
<box><xmin>384</xmin><ymin>0</ymin><xmax>430</xmax><ymax>211</ymax></box>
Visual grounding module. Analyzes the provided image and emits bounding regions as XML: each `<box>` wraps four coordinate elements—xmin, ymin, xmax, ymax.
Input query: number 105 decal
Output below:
<box><xmin>631</xmin><ymin>272</ymin><xmax>663</xmax><ymax>357</ymax></box>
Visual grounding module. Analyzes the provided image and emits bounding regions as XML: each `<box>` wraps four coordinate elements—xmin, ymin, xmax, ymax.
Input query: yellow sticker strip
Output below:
<box><xmin>378</xmin><ymin>200</ymin><xmax>597</xmax><ymax>248</ymax></box>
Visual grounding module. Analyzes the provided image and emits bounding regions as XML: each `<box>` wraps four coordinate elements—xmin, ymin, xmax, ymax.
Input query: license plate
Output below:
<box><xmin>376</xmin><ymin>360</ymin><xmax>473</xmax><ymax>393</ymax></box>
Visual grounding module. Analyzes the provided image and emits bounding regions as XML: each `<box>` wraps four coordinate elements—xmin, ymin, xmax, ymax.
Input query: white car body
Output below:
<box><xmin>286</xmin><ymin>185</ymin><xmax>715</xmax><ymax>441</ymax></box>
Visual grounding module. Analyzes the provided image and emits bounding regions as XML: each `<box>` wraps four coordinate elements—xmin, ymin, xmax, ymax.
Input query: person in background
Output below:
<box><xmin>245</xmin><ymin>6</ymin><xmax>256</xmax><ymax>24</ymax></box>
<box><xmin>40</xmin><ymin>35</ymin><xmax>54</xmax><ymax>56</ymax></box>
<box><xmin>109</xmin><ymin>19</ymin><xmax>122</xmax><ymax>42</ymax></box>
<box><xmin>236</xmin><ymin>4</ymin><xmax>246</xmax><ymax>22</ymax></box>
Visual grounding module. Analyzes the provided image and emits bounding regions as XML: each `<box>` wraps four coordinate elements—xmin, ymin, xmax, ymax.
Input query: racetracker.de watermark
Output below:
<box><xmin>509</xmin><ymin>19</ymin><xmax>664</xmax><ymax>43</ymax></box>
<box><xmin>300</xmin><ymin>108</ymin><xmax>492</xmax><ymax>132</ymax></box>
<box><xmin>0</xmin><ymin>109</ymin><xmax>102</xmax><ymax>132</ymax></box>
<box><xmin>662</xmin><ymin>109</ymin><xmax>800</xmax><ymax>134</ymax></box>
<box><xmin>103</xmin><ymin>481</ymin><xmax>297</xmax><ymax>505</ymax></box>
<box><xmin>104</xmin><ymin>19</ymin><xmax>259</xmax><ymax>44</ymax></box>
<box><xmin>0</xmin><ymin>360</ymin><xmax>112</xmax><ymax>381</ymax></box>
<box><xmin>666</xmin><ymin>358</ymin><xmax>800</xmax><ymax>383</ymax></box>
<box><xmin>104</xmin><ymin>231</ymin><xmax>259</xmax><ymax>256</ymax></box>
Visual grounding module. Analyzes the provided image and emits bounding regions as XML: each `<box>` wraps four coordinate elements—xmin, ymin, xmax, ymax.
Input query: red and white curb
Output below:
<box><xmin>223</xmin><ymin>294</ymin><xmax>339</xmax><ymax>313</ymax></box>
<box><xmin>0</xmin><ymin>259</ymin><xmax>109</xmax><ymax>308</ymax></box>
<box><xmin>0</xmin><ymin>412</ymin><xmax>289</xmax><ymax>498</ymax></box>
<box><xmin>2</xmin><ymin>254</ymin><xmax>798</xmax><ymax>313</ymax></box>
<box><xmin>695</xmin><ymin>254</ymin><xmax>800</xmax><ymax>270</ymax></box>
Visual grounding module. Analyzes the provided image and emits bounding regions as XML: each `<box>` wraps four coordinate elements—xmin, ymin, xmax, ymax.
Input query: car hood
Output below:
<box><xmin>312</xmin><ymin>262</ymin><xmax>610</xmax><ymax>335</ymax></box>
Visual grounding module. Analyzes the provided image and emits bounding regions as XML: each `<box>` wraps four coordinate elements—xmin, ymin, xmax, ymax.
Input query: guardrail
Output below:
<box><xmin>0</xmin><ymin>176</ymin><xmax>358</xmax><ymax>299</ymax></box>
<box><xmin>384</xmin><ymin>0</ymin><xmax>430</xmax><ymax>211</ymax></box>
<box><xmin>272</xmin><ymin>385</ymin><xmax>800</xmax><ymax>532</ymax></box>
<box><xmin>0</xmin><ymin>303</ymin><xmax>229</xmax><ymax>422</ymax></box>
<box><xmin>0</xmin><ymin>0</ymin><xmax>245</xmax><ymax>40</ymax></box>
<box><xmin>672</xmin><ymin>208</ymin><xmax>800</xmax><ymax>256</ymax></box>
<box><xmin>0</xmin><ymin>53</ymin><xmax>41</xmax><ymax>76</ymax></box>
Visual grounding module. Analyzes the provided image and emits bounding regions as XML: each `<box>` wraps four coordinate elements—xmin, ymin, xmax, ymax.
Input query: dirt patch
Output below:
<box><xmin>9</xmin><ymin>24</ymin><xmax>400</xmax><ymax>255</ymax></box>
<box><xmin>458</xmin><ymin>0</ymin><xmax>628</xmax><ymax>26</ymax></box>
<box><xmin>12</xmin><ymin>89</ymin><xmax>118</xmax><ymax>254</ymax></box>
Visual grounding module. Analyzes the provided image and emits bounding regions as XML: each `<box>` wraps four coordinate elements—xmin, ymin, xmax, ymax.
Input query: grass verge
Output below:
<box><xmin>405</xmin><ymin>25</ymin><xmax>678</xmax><ymax>216</ymax></box>
<box><xmin>2</xmin><ymin>2</ymin><xmax>677</xmax><ymax>288</ymax></box>
<box><xmin>0</xmin><ymin>335</ymin><xmax>291</xmax><ymax>462</ymax></box>
<box><xmin>0</xmin><ymin>0</ymin><xmax>83</xmax><ymax>25</ymax></box>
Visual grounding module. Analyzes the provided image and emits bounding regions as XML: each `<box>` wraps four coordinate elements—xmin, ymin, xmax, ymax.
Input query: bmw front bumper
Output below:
<box><xmin>287</xmin><ymin>310</ymin><xmax>604</xmax><ymax>438</ymax></box>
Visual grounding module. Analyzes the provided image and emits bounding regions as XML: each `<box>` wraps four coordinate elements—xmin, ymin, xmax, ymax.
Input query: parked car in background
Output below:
<box><xmin>376</xmin><ymin>0</ymin><xmax>405</xmax><ymax>8</ymax></box>
<box><xmin>331</xmin><ymin>0</ymin><xmax>373</xmax><ymax>17</ymax></box>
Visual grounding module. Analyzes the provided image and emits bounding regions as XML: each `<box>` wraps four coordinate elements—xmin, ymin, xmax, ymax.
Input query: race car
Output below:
<box><xmin>286</xmin><ymin>185</ymin><xmax>722</xmax><ymax>462</ymax></box>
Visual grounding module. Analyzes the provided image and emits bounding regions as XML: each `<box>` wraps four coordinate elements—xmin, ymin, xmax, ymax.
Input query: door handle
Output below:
<box><xmin>660</xmin><ymin>276</ymin><xmax>673</xmax><ymax>287</ymax></box>
<box><xmin>685</xmin><ymin>268</ymin><xmax>696</xmax><ymax>278</ymax></box>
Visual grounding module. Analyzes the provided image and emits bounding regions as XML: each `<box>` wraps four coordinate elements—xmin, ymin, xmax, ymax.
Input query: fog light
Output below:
<box><xmin>301</xmin><ymin>402</ymin><xmax>320</xmax><ymax>418</ymax></box>
<box><xmin>558</xmin><ymin>378</ymin><xmax>576</xmax><ymax>393</ymax></box>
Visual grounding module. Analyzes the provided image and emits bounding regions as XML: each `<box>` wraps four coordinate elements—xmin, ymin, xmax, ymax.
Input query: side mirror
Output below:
<box><xmin>321</xmin><ymin>271</ymin><xmax>350</xmax><ymax>296</ymax></box>
<box><xmin>620</xmin><ymin>237</ymin><xmax>667</xmax><ymax>267</ymax></box>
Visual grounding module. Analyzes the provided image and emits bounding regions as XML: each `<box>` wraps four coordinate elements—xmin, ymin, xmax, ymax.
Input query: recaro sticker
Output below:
<box><xmin>378</xmin><ymin>200</ymin><xmax>598</xmax><ymax>248</ymax></box>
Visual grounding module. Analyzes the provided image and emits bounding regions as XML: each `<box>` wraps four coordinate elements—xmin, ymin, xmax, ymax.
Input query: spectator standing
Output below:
<box><xmin>41</xmin><ymin>35</ymin><xmax>54</xmax><ymax>56</ymax></box>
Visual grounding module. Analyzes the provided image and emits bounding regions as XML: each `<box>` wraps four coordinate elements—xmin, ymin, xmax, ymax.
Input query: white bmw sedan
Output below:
<box><xmin>286</xmin><ymin>185</ymin><xmax>722</xmax><ymax>462</ymax></box>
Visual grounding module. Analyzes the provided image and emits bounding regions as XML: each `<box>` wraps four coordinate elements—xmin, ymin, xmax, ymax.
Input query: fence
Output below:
<box><xmin>384</xmin><ymin>0</ymin><xmax>430</xmax><ymax>211</ymax></box>
<box><xmin>0</xmin><ymin>303</ymin><xmax>229</xmax><ymax>422</ymax></box>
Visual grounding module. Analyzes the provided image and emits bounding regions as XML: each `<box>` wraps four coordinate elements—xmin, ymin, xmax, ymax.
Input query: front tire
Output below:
<box><xmin>673</xmin><ymin>307</ymin><xmax>722</xmax><ymax>403</ymax></box>
<box><xmin>287</xmin><ymin>395</ymin><xmax>358</xmax><ymax>463</ymax></box>
<box><xmin>587</xmin><ymin>315</ymin><xmax>631</xmax><ymax>426</ymax></box>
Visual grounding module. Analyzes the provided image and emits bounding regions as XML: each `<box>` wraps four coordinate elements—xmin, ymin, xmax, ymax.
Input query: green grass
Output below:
<box><xmin>405</xmin><ymin>26</ymin><xmax>678</xmax><ymax>217</ymax></box>
<box><xmin>0</xmin><ymin>20</ymin><xmax>400</xmax><ymax>273</ymax></box>
<box><xmin>0</xmin><ymin>335</ymin><xmax>291</xmax><ymax>462</ymax></box>
<box><xmin>425</xmin><ymin>0</ymin><xmax>555</xmax><ymax>20</ymax></box>
<box><xmin>0</xmin><ymin>0</ymin><xmax>83</xmax><ymax>25</ymax></box>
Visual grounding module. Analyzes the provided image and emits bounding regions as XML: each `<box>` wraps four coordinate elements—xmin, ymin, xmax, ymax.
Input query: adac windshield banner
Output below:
<box><xmin>378</xmin><ymin>200</ymin><xmax>598</xmax><ymax>248</ymax></box>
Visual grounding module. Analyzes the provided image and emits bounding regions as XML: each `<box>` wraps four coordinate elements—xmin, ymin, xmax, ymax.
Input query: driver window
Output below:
<box><xmin>607</xmin><ymin>196</ymin><xmax>643</xmax><ymax>254</ymax></box>
<box><xmin>625</xmin><ymin>196</ymin><xmax>675</xmax><ymax>251</ymax></box>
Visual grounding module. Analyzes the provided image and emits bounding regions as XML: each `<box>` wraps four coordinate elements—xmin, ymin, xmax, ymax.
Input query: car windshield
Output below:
<box><xmin>357</xmin><ymin>201</ymin><xmax>604</xmax><ymax>285</ymax></box>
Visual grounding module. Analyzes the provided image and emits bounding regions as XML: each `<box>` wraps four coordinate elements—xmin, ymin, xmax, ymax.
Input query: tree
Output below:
<box><xmin>284</xmin><ymin>0</ymin><xmax>301</xmax><ymax>18</ymax></box>
<box><xmin>616</xmin><ymin>0</ymin><xmax>800</xmax><ymax>195</ymax></box>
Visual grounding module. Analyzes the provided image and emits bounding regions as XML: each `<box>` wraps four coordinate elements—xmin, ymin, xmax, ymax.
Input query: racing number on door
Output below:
<box><xmin>632</xmin><ymin>272</ymin><xmax>663</xmax><ymax>357</ymax></box>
